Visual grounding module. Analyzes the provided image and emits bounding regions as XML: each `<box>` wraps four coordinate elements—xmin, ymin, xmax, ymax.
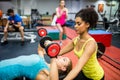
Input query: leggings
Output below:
<box><xmin>74</xmin><ymin>71</ymin><xmax>104</xmax><ymax>80</ymax></box>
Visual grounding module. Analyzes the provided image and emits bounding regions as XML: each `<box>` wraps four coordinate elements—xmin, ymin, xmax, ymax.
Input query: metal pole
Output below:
<box><xmin>109</xmin><ymin>0</ymin><xmax>112</xmax><ymax>20</ymax></box>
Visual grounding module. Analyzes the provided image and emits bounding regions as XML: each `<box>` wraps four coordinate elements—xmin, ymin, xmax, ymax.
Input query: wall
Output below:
<box><xmin>0</xmin><ymin>0</ymin><xmax>59</xmax><ymax>15</ymax></box>
<box><xmin>66</xmin><ymin>0</ymin><xmax>81</xmax><ymax>20</ymax></box>
<box><xmin>66</xmin><ymin>0</ymin><xmax>119</xmax><ymax>21</ymax></box>
<box><xmin>20</xmin><ymin>0</ymin><xmax>59</xmax><ymax>15</ymax></box>
<box><xmin>0</xmin><ymin>1</ymin><xmax>15</xmax><ymax>14</ymax></box>
<box><xmin>0</xmin><ymin>0</ymin><xmax>119</xmax><ymax>21</ymax></box>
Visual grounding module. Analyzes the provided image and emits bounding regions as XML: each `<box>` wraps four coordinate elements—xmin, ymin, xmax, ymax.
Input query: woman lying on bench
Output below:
<box><xmin>0</xmin><ymin>45</ymin><xmax>72</xmax><ymax>80</ymax></box>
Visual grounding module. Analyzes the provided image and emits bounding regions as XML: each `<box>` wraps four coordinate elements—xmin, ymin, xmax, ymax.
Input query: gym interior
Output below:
<box><xmin>0</xmin><ymin>0</ymin><xmax>120</xmax><ymax>80</ymax></box>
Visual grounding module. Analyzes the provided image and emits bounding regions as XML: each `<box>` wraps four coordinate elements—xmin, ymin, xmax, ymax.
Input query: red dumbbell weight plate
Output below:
<box><xmin>38</xmin><ymin>28</ymin><xmax>47</xmax><ymax>37</ymax></box>
<box><xmin>46</xmin><ymin>43</ymin><xmax>61</xmax><ymax>57</ymax></box>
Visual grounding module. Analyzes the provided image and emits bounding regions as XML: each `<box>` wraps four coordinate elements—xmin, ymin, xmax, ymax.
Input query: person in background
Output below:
<box><xmin>1</xmin><ymin>9</ymin><xmax>24</xmax><ymax>46</ymax></box>
<box><xmin>56</xmin><ymin>0</ymin><xmax>68</xmax><ymax>45</ymax></box>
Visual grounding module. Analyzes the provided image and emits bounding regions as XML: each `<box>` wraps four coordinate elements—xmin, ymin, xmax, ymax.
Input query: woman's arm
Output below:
<box><xmin>50</xmin><ymin>58</ymin><xmax>59</xmax><ymax>80</ymax></box>
<box><xmin>64</xmin><ymin>40</ymin><xmax>97</xmax><ymax>80</ymax></box>
<box><xmin>65</xmin><ymin>8</ymin><xmax>68</xmax><ymax>19</ymax></box>
<box><xmin>38</xmin><ymin>44</ymin><xmax>46</xmax><ymax>58</ymax></box>
<box><xmin>36</xmin><ymin>58</ymin><xmax>58</xmax><ymax>80</ymax></box>
<box><xmin>59</xmin><ymin>39</ymin><xmax>75</xmax><ymax>56</ymax></box>
<box><xmin>56</xmin><ymin>8</ymin><xmax>61</xmax><ymax>18</ymax></box>
<box><xmin>38</xmin><ymin>44</ymin><xmax>50</xmax><ymax>67</ymax></box>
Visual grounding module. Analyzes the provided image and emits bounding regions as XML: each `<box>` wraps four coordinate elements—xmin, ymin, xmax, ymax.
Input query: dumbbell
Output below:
<box><xmin>9</xmin><ymin>20</ymin><xmax>14</xmax><ymax>25</ymax></box>
<box><xmin>37</xmin><ymin>28</ymin><xmax>47</xmax><ymax>37</ymax></box>
<box><xmin>40</xmin><ymin>36</ymin><xmax>61</xmax><ymax>58</ymax></box>
<box><xmin>38</xmin><ymin>28</ymin><xmax>61</xmax><ymax>57</ymax></box>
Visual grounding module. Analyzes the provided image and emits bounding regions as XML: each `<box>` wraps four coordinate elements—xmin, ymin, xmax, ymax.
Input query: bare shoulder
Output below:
<box><xmin>82</xmin><ymin>38</ymin><xmax>97</xmax><ymax>57</ymax></box>
<box><xmin>85</xmin><ymin>38</ymin><xmax>97</xmax><ymax>50</ymax></box>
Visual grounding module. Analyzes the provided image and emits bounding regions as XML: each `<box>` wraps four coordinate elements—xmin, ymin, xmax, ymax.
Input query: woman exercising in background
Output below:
<box><xmin>56</xmin><ymin>0</ymin><xmax>68</xmax><ymax>45</ymax></box>
<box><xmin>0</xmin><ymin>45</ymin><xmax>72</xmax><ymax>80</ymax></box>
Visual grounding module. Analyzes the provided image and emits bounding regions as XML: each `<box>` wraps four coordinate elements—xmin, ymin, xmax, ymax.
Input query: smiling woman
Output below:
<box><xmin>56</xmin><ymin>0</ymin><xmax>68</xmax><ymax>45</ymax></box>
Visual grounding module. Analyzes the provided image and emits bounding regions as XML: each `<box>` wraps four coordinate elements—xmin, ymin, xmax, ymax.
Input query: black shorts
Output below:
<box><xmin>74</xmin><ymin>71</ymin><xmax>104</xmax><ymax>80</ymax></box>
<box><xmin>56</xmin><ymin>22</ymin><xmax>66</xmax><ymax>27</ymax></box>
<box><xmin>12</xmin><ymin>25</ymin><xmax>19</xmax><ymax>31</ymax></box>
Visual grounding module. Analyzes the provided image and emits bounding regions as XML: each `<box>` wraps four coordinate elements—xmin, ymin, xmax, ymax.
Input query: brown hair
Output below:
<box><xmin>59</xmin><ymin>0</ymin><xmax>65</xmax><ymax>7</ymax></box>
<box><xmin>59</xmin><ymin>58</ymin><xmax>72</xmax><ymax>80</ymax></box>
<box><xmin>75</xmin><ymin>8</ymin><xmax>98</xmax><ymax>29</ymax></box>
<box><xmin>7</xmin><ymin>9</ymin><xmax>14</xmax><ymax>16</ymax></box>
<box><xmin>59</xmin><ymin>0</ymin><xmax>65</xmax><ymax>2</ymax></box>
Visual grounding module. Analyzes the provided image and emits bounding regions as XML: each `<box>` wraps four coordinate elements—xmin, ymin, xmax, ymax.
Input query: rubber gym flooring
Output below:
<box><xmin>0</xmin><ymin>26</ymin><xmax>120</xmax><ymax>80</ymax></box>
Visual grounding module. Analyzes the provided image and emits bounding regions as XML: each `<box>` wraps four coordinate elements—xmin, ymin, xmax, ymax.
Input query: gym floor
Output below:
<box><xmin>0</xmin><ymin>25</ymin><xmax>120</xmax><ymax>80</ymax></box>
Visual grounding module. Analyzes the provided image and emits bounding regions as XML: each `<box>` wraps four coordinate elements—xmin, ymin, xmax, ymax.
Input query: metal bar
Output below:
<box><xmin>98</xmin><ymin>49</ymin><xmax>120</xmax><ymax>65</ymax></box>
<box><xmin>101</xmin><ymin>57</ymin><xmax>120</xmax><ymax>71</ymax></box>
<box><xmin>103</xmin><ymin>54</ymin><xmax>120</xmax><ymax>65</ymax></box>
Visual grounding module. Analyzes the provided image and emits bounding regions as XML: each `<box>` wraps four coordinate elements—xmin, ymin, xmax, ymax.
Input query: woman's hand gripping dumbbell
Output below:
<box><xmin>38</xmin><ymin>28</ymin><xmax>61</xmax><ymax>58</ymax></box>
<box><xmin>39</xmin><ymin>36</ymin><xmax>61</xmax><ymax>58</ymax></box>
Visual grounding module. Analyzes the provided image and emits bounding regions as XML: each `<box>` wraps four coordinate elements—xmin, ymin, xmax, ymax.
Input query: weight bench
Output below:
<box><xmin>0</xmin><ymin>29</ymin><xmax>37</xmax><ymax>43</ymax></box>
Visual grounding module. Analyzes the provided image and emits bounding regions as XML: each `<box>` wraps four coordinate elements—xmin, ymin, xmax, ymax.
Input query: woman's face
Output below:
<box><xmin>74</xmin><ymin>17</ymin><xmax>89</xmax><ymax>34</ymax></box>
<box><xmin>60</xmin><ymin>0</ymin><xmax>65</xmax><ymax>7</ymax></box>
<box><xmin>56</xmin><ymin>56</ymin><xmax>70</xmax><ymax>71</ymax></box>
